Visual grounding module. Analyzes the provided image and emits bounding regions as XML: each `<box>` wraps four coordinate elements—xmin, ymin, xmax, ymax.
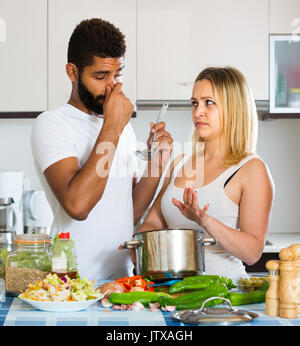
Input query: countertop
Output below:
<box><xmin>1</xmin><ymin>279</ymin><xmax>300</xmax><ymax>327</ymax></box>
<box><xmin>264</xmin><ymin>233</ymin><xmax>300</xmax><ymax>253</ymax></box>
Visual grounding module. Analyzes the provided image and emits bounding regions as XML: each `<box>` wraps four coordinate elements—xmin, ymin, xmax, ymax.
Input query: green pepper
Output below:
<box><xmin>183</xmin><ymin>275</ymin><xmax>236</xmax><ymax>289</ymax></box>
<box><xmin>228</xmin><ymin>284</ymin><xmax>269</xmax><ymax>306</ymax></box>
<box><xmin>159</xmin><ymin>283</ymin><xmax>229</xmax><ymax>310</ymax></box>
<box><xmin>183</xmin><ymin>274</ymin><xmax>221</xmax><ymax>282</ymax></box>
<box><xmin>169</xmin><ymin>275</ymin><xmax>236</xmax><ymax>294</ymax></box>
<box><xmin>108</xmin><ymin>291</ymin><xmax>172</xmax><ymax>306</ymax></box>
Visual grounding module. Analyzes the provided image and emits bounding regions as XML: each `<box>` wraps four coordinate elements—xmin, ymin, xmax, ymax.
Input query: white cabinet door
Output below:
<box><xmin>269</xmin><ymin>0</ymin><xmax>300</xmax><ymax>34</ymax></box>
<box><xmin>0</xmin><ymin>0</ymin><xmax>47</xmax><ymax>112</ymax></box>
<box><xmin>137</xmin><ymin>0</ymin><xmax>269</xmax><ymax>100</ymax></box>
<box><xmin>48</xmin><ymin>0</ymin><xmax>136</xmax><ymax>110</ymax></box>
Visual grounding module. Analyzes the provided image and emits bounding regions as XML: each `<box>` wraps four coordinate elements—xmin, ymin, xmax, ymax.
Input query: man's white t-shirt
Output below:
<box><xmin>31</xmin><ymin>104</ymin><xmax>139</xmax><ymax>280</ymax></box>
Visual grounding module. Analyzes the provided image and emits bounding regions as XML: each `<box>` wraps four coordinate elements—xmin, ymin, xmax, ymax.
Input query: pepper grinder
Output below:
<box><xmin>265</xmin><ymin>260</ymin><xmax>280</xmax><ymax>316</ymax></box>
<box><xmin>289</xmin><ymin>244</ymin><xmax>300</xmax><ymax>313</ymax></box>
<box><xmin>279</xmin><ymin>247</ymin><xmax>298</xmax><ymax>319</ymax></box>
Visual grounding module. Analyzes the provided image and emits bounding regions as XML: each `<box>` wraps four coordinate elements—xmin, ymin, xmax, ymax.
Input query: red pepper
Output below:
<box><xmin>146</xmin><ymin>287</ymin><xmax>155</xmax><ymax>292</ymax></box>
<box><xmin>115</xmin><ymin>275</ymin><xmax>155</xmax><ymax>292</ymax></box>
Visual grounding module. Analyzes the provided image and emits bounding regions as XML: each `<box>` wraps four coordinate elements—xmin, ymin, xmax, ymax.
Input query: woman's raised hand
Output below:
<box><xmin>172</xmin><ymin>187</ymin><xmax>210</xmax><ymax>227</ymax></box>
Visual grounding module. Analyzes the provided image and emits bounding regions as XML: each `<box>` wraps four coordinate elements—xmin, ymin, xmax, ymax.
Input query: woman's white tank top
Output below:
<box><xmin>161</xmin><ymin>152</ymin><xmax>262</xmax><ymax>279</ymax></box>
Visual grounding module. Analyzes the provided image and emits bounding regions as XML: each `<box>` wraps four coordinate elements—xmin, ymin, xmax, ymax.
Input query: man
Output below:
<box><xmin>31</xmin><ymin>18</ymin><xmax>173</xmax><ymax>280</ymax></box>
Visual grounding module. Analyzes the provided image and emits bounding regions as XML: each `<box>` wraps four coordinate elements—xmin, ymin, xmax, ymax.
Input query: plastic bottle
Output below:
<box><xmin>51</xmin><ymin>232</ymin><xmax>78</xmax><ymax>280</ymax></box>
<box><xmin>0</xmin><ymin>278</ymin><xmax>5</xmax><ymax>302</ymax></box>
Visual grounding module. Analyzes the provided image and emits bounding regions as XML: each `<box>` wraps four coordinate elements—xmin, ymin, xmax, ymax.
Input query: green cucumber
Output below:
<box><xmin>159</xmin><ymin>283</ymin><xmax>229</xmax><ymax>310</ymax></box>
<box><xmin>169</xmin><ymin>275</ymin><xmax>236</xmax><ymax>294</ymax></box>
<box><xmin>228</xmin><ymin>284</ymin><xmax>269</xmax><ymax>306</ymax></box>
<box><xmin>109</xmin><ymin>291</ymin><xmax>172</xmax><ymax>306</ymax></box>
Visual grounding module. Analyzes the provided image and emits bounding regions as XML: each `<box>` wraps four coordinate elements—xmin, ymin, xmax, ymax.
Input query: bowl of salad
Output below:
<box><xmin>18</xmin><ymin>274</ymin><xmax>104</xmax><ymax>312</ymax></box>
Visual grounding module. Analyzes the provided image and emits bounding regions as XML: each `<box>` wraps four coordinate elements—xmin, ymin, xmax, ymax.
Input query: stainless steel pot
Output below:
<box><xmin>123</xmin><ymin>228</ymin><xmax>216</xmax><ymax>281</ymax></box>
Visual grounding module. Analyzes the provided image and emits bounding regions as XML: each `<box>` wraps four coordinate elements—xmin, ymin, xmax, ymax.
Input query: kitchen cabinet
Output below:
<box><xmin>48</xmin><ymin>0</ymin><xmax>136</xmax><ymax>110</ymax></box>
<box><xmin>269</xmin><ymin>34</ymin><xmax>300</xmax><ymax>114</ymax></box>
<box><xmin>0</xmin><ymin>0</ymin><xmax>47</xmax><ymax>112</ymax></box>
<box><xmin>269</xmin><ymin>0</ymin><xmax>300</xmax><ymax>34</ymax></box>
<box><xmin>137</xmin><ymin>0</ymin><xmax>269</xmax><ymax>101</ymax></box>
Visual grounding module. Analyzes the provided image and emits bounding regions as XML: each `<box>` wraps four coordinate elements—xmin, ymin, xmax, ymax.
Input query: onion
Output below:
<box><xmin>100</xmin><ymin>298</ymin><xmax>113</xmax><ymax>308</ymax></box>
<box><xmin>164</xmin><ymin>305</ymin><xmax>176</xmax><ymax>312</ymax></box>
<box><xmin>99</xmin><ymin>281</ymin><xmax>124</xmax><ymax>298</ymax></box>
<box><xmin>131</xmin><ymin>301</ymin><xmax>145</xmax><ymax>311</ymax></box>
<box><xmin>149</xmin><ymin>304</ymin><xmax>160</xmax><ymax>312</ymax></box>
<box><xmin>130</xmin><ymin>287</ymin><xmax>145</xmax><ymax>292</ymax></box>
<box><xmin>149</xmin><ymin>302</ymin><xmax>160</xmax><ymax>311</ymax></box>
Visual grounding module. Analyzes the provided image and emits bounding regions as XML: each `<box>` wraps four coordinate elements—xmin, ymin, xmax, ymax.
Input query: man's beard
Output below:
<box><xmin>77</xmin><ymin>73</ymin><xmax>105</xmax><ymax>115</ymax></box>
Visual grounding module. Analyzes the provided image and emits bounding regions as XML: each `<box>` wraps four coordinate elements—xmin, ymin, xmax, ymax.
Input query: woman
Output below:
<box><xmin>136</xmin><ymin>66</ymin><xmax>275</xmax><ymax>279</ymax></box>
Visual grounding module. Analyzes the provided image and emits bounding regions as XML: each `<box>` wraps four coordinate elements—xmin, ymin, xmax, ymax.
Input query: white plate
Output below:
<box><xmin>19</xmin><ymin>296</ymin><xmax>103</xmax><ymax>312</ymax></box>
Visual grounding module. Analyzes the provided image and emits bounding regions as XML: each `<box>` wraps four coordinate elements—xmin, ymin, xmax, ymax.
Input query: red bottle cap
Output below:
<box><xmin>59</xmin><ymin>232</ymin><xmax>70</xmax><ymax>239</ymax></box>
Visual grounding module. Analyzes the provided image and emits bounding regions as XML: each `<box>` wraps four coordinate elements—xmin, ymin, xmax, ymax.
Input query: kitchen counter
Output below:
<box><xmin>1</xmin><ymin>279</ymin><xmax>300</xmax><ymax>327</ymax></box>
<box><xmin>264</xmin><ymin>233</ymin><xmax>300</xmax><ymax>253</ymax></box>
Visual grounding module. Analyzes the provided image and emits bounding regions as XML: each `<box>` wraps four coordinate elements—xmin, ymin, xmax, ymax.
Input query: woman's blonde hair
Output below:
<box><xmin>192</xmin><ymin>66</ymin><xmax>258</xmax><ymax>167</ymax></box>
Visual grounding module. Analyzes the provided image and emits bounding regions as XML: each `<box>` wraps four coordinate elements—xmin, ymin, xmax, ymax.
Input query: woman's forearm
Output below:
<box><xmin>202</xmin><ymin>215</ymin><xmax>264</xmax><ymax>265</ymax></box>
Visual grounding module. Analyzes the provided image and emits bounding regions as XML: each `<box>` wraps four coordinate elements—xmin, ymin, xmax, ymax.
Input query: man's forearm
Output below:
<box><xmin>64</xmin><ymin>122</ymin><xmax>122</xmax><ymax>219</ymax></box>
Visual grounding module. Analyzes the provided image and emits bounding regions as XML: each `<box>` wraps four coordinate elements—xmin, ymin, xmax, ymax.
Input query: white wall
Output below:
<box><xmin>0</xmin><ymin>119</ymin><xmax>39</xmax><ymax>189</ymax></box>
<box><xmin>1</xmin><ymin>113</ymin><xmax>300</xmax><ymax>234</ymax></box>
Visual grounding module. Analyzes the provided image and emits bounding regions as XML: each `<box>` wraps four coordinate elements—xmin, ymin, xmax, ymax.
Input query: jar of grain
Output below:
<box><xmin>5</xmin><ymin>234</ymin><xmax>52</xmax><ymax>296</ymax></box>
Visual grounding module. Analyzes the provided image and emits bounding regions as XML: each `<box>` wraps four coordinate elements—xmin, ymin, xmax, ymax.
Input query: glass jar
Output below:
<box><xmin>5</xmin><ymin>234</ymin><xmax>52</xmax><ymax>296</ymax></box>
<box><xmin>0</xmin><ymin>228</ymin><xmax>16</xmax><ymax>279</ymax></box>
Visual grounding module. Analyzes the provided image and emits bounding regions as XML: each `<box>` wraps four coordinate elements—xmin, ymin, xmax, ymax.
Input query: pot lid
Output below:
<box><xmin>0</xmin><ymin>197</ymin><xmax>14</xmax><ymax>205</ymax></box>
<box><xmin>172</xmin><ymin>297</ymin><xmax>259</xmax><ymax>325</ymax></box>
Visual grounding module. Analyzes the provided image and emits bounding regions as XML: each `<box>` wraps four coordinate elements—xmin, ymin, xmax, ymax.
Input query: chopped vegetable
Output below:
<box><xmin>238</xmin><ymin>276</ymin><xmax>269</xmax><ymax>292</ymax></box>
<box><xmin>115</xmin><ymin>275</ymin><xmax>155</xmax><ymax>292</ymax></box>
<box><xmin>18</xmin><ymin>273</ymin><xmax>102</xmax><ymax>302</ymax></box>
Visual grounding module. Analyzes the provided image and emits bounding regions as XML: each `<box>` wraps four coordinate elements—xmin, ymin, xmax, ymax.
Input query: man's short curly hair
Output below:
<box><xmin>67</xmin><ymin>18</ymin><xmax>126</xmax><ymax>71</ymax></box>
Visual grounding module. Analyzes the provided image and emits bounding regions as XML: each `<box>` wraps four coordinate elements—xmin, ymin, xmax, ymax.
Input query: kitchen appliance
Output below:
<box><xmin>123</xmin><ymin>228</ymin><xmax>216</xmax><ymax>281</ymax></box>
<box><xmin>0</xmin><ymin>172</ymin><xmax>23</xmax><ymax>235</ymax></box>
<box><xmin>0</xmin><ymin>198</ymin><xmax>22</xmax><ymax>233</ymax></box>
<box><xmin>23</xmin><ymin>190</ymin><xmax>53</xmax><ymax>235</ymax></box>
<box><xmin>0</xmin><ymin>227</ymin><xmax>16</xmax><ymax>279</ymax></box>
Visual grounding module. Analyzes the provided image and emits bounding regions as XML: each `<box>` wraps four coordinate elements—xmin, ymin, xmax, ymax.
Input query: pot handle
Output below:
<box><xmin>199</xmin><ymin>238</ymin><xmax>216</xmax><ymax>246</ymax></box>
<box><xmin>123</xmin><ymin>240</ymin><xmax>144</xmax><ymax>249</ymax></box>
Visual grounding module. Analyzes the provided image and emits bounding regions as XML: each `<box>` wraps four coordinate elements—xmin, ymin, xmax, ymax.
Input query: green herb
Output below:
<box><xmin>0</xmin><ymin>247</ymin><xmax>8</xmax><ymax>278</ymax></box>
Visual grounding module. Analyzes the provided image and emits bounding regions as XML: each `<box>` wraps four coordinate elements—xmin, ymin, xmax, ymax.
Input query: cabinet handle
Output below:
<box><xmin>0</xmin><ymin>18</ymin><xmax>6</xmax><ymax>43</ymax></box>
<box><xmin>177</xmin><ymin>82</ymin><xmax>193</xmax><ymax>87</ymax></box>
